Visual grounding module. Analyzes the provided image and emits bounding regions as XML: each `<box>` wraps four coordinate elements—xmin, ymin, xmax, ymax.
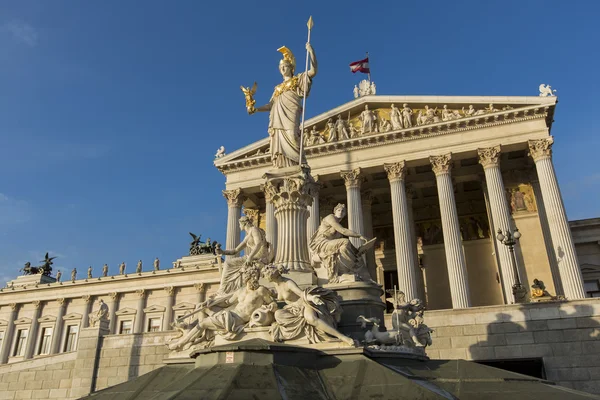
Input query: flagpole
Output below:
<box><xmin>366</xmin><ymin>51</ymin><xmax>371</xmax><ymax>83</ymax></box>
<box><xmin>299</xmin><ymin>16</ymin><xmax>314</xmax><ymax>168</ymax></box>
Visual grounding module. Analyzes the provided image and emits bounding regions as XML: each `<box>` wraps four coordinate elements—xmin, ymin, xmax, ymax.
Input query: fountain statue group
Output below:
<box><xmin>168</xmin><ymin>39</ymin><xmax>431</xmax><ymax>353</ymax></box>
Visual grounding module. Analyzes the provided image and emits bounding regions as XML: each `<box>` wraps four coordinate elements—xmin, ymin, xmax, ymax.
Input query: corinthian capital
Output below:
<box><xmin>9</xmin><ymin>303</ymin><xmax>18</xmax><ymax>311</ymax></box>
<box><xmin>384</xmin><ymin>161</ymin><xmax>407</xmax><ymax>181</ymax></box>
<box><xmin>135</xmin><ymin>289</ymin><xmax>146</xmax><ymax>298</ymax></box>
<box><xmin>108</xmin><ymin>292</ymin><xmax>119</xmax><ymax>301</ymax></box>
<box><xmin>430</xmin><ymin>154</ymin><xmax>453</xmax><ymax>175</ymax></box>
<box><xmin>56</xmin><ymin>298</ymin><xmax>66</xmax><ymax>306</ymax></box>
<box><xmin>478</xmin><ymin>146</ymin><xmax>501</xmax><ymax>169</ymax></box>
<box><xmin>340</xmin><ymin>168</ymin><xmax>363</xmax><ymax>189</ymax></box>
<box><xmin>528</xmin><ymin>138</ymin><xmax>553</xmax><ymax>162</ymax></box>
<box><xmin>222</xmin><ymin>188</ymin><xmax>245</xmax><ymax>207</ymax></box>
<box><xmin>32</xmin><ymin>300</ymin><xmax>41</xmax><ymax>309</ymax></box>
<box><xmin>261</xmin><ymin>182</ymin><xmax>277</xmax><ymax>203</ymax></box>
<box><xmin>164</xmin><ymin>286</ymin><xmax>175</xmax><ymax>296</ymax></box>
<box><xmin>194</xmin><ymin>283</ymin><xmax>206</xmax><ymax>292</ymax></box>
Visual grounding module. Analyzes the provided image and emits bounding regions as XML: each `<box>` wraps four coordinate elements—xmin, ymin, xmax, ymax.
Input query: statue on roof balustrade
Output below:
<box><xmin>242</xmin><ymin>44</ymin><xmax>318</xmax><ymax>168</ymax></box>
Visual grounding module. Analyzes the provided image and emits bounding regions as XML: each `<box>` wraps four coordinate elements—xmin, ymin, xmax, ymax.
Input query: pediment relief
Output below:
<box><xmin>215</xmin><ymin>95</ymin><xmax>556</xmax><ymax>174</ymax></box>
<box><xmin>14</xmin><ymin>317</ymin><xmax>32</xmax><ymax>325</ymax></box>
<box><xmin>38</xmin><ymin>315</ymin><xmax>57</xmax><ymax>323</ymax></box>
<box><xmin>115</xmin><ymin>307</ymin><xmax>137</xmax><ymax>316</ymax></box>
<box><xmin>173</xmin><ymin>302</ymin><xmax>195</xmax><ymax>311</ymax></box>
<box><xmin>143</xmin><ymin>304</ymin><xmax>166</xmax><ymax>313</ymax></box>
<box><xmin>63</xmin><ymin>313</ymin><xmax>82</xmax><ymax>321</ymax></box>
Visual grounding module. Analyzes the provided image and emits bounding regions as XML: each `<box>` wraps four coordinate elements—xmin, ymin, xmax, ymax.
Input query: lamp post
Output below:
<box><xmin>496</xmin><ymin>228</ymin><xmax>528</xmax><ymax>303</ymax></box>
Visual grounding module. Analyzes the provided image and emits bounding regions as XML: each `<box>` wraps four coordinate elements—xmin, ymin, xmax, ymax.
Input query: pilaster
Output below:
<box><xmin>0</xmin><ymin>303</ymin><xmax>18</xmax><ymax>363</ymax></box>
<box><xmin>134</xmin><ymin>289</ymin><xmax>146</xmax><ymax>333</ymax></box>
<box><xmin>24</xmin><ymin>300</ymin><xmax>41</xmax><ymax>359</ymax></box>
<box><xmin>163</xmin><ymin>286</ymin><xmax>175</xmax><ymax>331</ymax></box>
<box><xmin>50</xmin><ymin>298</ymin><xmax>67</xmax><ymax>354</ymax></box>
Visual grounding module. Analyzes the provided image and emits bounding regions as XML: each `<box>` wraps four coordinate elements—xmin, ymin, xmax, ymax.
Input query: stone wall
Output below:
<box><xmin>384</xmin><ymin>298</ymin><xmax>600</xmax><ymax>395</ymax></box>
<box><xmin>0</xmin><ymin>352</ymin><xmax>77</xmax><ymax>399</ymax></box>
<box><xmin>93</xmin><ymin>331</ymin><xmax>171</xmax><ymax>391</ymax></box>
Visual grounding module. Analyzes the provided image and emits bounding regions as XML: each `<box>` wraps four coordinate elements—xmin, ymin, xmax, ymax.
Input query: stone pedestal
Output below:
<box><xmin>69</xmin><ymin>319</ymin><xmax>110</xmax><ymax>399</ymax></box>
<box><xmin>7</xmin><ymin>274</ymin><xmax>56</xmax><ymax>288</ymax></box>
<box><xmin>263</xmin><ymin>166</ymin><xmax>314</xmax><ymax>272</ymax></box>
<box><xmin>324</xmin><ymin>281</ymin><xmax>386</xmax><ymax>341</ymax></box>
<box><xmin>172</xmin><ymin>254</ymin><xmax>219</xmax><ymax>270</ymax></box>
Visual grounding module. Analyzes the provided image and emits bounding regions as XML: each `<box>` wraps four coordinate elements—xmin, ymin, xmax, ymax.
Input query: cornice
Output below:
<box><xmin>216</xmin><ymin>104</ymin><xmax>551</xmax><ymax>174</ymax></box>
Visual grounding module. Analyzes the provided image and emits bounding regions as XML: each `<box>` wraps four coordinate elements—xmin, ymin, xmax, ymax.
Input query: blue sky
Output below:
<box><xmin>1</xmin><ymin>1</ymin><xmax>599</xmax><ymax>283</ymax></box>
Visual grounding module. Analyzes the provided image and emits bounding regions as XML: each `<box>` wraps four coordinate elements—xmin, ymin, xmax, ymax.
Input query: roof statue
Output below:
<box><xmin>539</xmin><ymin>83</ymin><xmax>557</xmax><ymax>97</ymax></box>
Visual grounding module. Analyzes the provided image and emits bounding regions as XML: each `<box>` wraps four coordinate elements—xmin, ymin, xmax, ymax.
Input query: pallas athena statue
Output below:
<box><xmin>242</xmin><ymin>43</ymin><xmax>318</xmax><ymax>168</ymax></box>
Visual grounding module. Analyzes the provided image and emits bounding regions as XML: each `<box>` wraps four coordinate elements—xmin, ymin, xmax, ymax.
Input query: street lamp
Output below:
<box><xmin>496</xmin><ymin>228</ymin><xmax>528</xmax><ymax>303</ymax></box>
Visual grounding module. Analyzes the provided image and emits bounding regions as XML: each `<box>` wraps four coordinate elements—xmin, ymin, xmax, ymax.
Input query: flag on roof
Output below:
<box><xmin>349</xmin><ymin>57</ymin><xmax>370</xmax><ymax>74</ymax></box>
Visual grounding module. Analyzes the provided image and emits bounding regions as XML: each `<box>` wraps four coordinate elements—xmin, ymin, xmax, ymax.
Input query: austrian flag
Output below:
<box><xmin>349</xmin><ymin>57</ymin><xmax>370</xmax><ymax>74</ymax></box>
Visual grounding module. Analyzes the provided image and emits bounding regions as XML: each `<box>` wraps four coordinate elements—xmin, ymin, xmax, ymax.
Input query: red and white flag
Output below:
<box><xmin>349</xmin><ymin>57</ymin><xmax>370</xmax><ymax>74</ymax></box>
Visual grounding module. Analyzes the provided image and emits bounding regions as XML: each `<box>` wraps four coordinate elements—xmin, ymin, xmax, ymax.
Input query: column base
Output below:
<box><xmin>512</xmin><ymin>283</ymin><xmax>529</xmax><ymax>304</ymax></box>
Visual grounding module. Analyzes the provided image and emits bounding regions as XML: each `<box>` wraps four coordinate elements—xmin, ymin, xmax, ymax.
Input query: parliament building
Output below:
<box><xmin>1</xmin><ymin>89</ymin><xmax>600</xmax><ymax>399</ymax></box>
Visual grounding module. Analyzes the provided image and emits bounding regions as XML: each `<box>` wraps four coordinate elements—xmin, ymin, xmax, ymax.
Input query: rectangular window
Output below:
<box><xmin>120</xmin><ymin>320</ymin><xmax>132</xmax><ymax>334</ymax></box>
<box><xmin>37</xmin><ymin>327</ymin><xmax>53</xmax><ymax>355</ymax></box>
<box><xmin>64</xmin><ymin>325</ymin><xmax>79</xmax><ymax>352</ymax></box>
<box><xmin>148</xmin><ymin>318</ymin><xmax>161</xmax><ymax>332</ymax></box>
<box><xmin>584</xmin><ymin>280</ymin><xmax>600</xmax><ymax>298</ymax></box>
<box><xmin>13</xmin><ymin>329</ymin><xmax>28</xmax><ymax>357</ymax></box>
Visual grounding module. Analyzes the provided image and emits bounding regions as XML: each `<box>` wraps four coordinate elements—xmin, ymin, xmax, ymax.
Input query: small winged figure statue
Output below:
<box><xmin>240</xmin><ymin>82</ymin><xmax>257</xmax><ymax>114</ymax></box>
<box><xmin>539</xmin><ymin>84</ymin><xmax>557</xmax><ymax>97</ymax></box>
<box><xmin>215</xmin><ymin>146</ymin><xmax>226</xmax><ymax>159</ymax></box>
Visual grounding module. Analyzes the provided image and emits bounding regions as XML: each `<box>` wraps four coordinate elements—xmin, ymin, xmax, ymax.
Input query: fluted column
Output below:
<box><xmin>307</xmin><ymin>177</ymin><xmax>321</xmax><ymax>244</ymax></box>
<box><xmin>261</xmin><ymin>184</ymin><xmax>278</xmax><ymax>253</ymax></box>
<box><xmin>134</xmin><ymin>289</ymin><xmax>146</xmax><ymax>333</ymax></box>
<box><xmin>81</xmin><ymin>295</ymin><xmax>92</xmax><ymax>328</ymax></box>
<box><xmin>361</xmin><ymin>190</ymin><xmax>376</xmax><ymax>280</ymax></box>
<box><xmin>430</xmin><ymin>154</ymin><xmax>471</xmax><ymax>308</ymax></box>
<box><xmin>222</xmin><ymin>188</ymin><xmax>245</xmax><ymax>261</ymax></box>
<box><xmin>264</xmin><ymin>169</ymin><xmax>313</xmax><ymax>272</ymax></box>
<box><xmin>163</xmin><ymin>286</ymin><xmax>175</xmax><ymax>331</ymax></box>
<box><xmin>406</xmin><ymin>185</ymin><xmax>425</xmax><ymax>301</ymax></box>
<box><xmin>384</xmin><ymin>161</ymin><xmax>419</xmax><ymax>300</ymax></box>
<box><xmin>24</xmin><ymin>300</ymin><xmax>42</xmax><ymax>359</ymax></box>
<box><xmin>341</xmin><ymin>168</ymin><xmax>365</xmax><ymax>248</ymax></box>
<box><xmin>107</xmin><ymin>292</ymin><xmax>119</xmax><ymax>334</ymax></box>
<box><xmin>529</xmin><ymin>138</ymin><xmax>585</xmax><ymax>299</ymax></box>
<box><xmin>194</xmin><ymin>283</ymin><xmax>206</xmax><ymax>304</ymax></box>
<box><xmin>478</xmin><ymin>146</ymin><xmax>521</xmax><ymax>303</ymax></box>
<box><xmin>50</xmin><ymin>298</ymin><xmax>66</xmax><ymax>354</ymax></box>
<box><xmin>0</xmin><ymin>303</ymin><xmax>18</xmax><ymax>363</ymax></box>
<box><xmin>531</xmin><ymin>179</ymin><xmax>564</xmax><ymax>295</ymax></box>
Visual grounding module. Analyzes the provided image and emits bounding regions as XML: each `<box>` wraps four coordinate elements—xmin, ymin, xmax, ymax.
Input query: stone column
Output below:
<box><xmin>194</xmin><ymin>283</ymin><xmax>206</xmax><ymax>304</ymax></box>
<box><xmin>529</xmin><ymin>138</ymin><xmax>585</xmax><ymax>299</ymax></box>
<box><xmin>406</xmin><ymin>185</ymin><xmax>425</xmax><ymax>301</ymax></box>
<box><xmin>531</xmin><ymin>179</ymin><xmax>564</xmax><ymax>295</ymax></box>
<box><xmin>107</xmin><ymin>292</ymin><xmax>118</xmax><ymax>334</ymax></box>
<box><xmin>50</xmin><ymin>298</ymin><xmax>67</xmax><ymax>354</ymax></box>
<box><xmin>478</xmin><ymin>146</ymin><xmax>521</xmax><ymax>303</ymax></box>
<box><xmin>0</xmin><ymin>303</ymin><xmax>18</xmax><ymax>363</ymax></box>
<box><xmin>306</xmin><ymin>177</ymin><xmax>321</xmax><ymax>244</ymax></box>
<box><xmin>340</xmin><ymin>168</ymin><xmax>365</xmax><ymax>248</ymax></box>
<box><xmin>264</xmin><ymin>167</ymin><xmax>314</xmax><ymax>272</ymax></box>
<box><xmin>134</xmin><ymin>289</ymin><xmax>146</xmax><ymax>333</ymax></box>
<box><xmin>384</xmin><ymin>161</ymin><xmax>419</xmax><ymax>300</ymax></box>
<box><xmin>24</xmin><ymin>300</ymin><xmax>42</xmax><ymax>359</ymax></box>
<box><xmin>222</xmin><ymin>188</ymin><xmax>245</xmax><ymax>260</ymax></box>
<box><xmin>81</xmin><ymin>295</ymin><xmax>92</xmax><ymax>328</ymax></box>
<box><xmin>261</xmin><ymin>184</ymin><xmax>278</xmax><ymax>253</ymax></box>
<box><xmin>361</xmin><ymin>190</ymin><xmax>377</xmax><ymax>280</ymax></box>
<box><xmin>163</xmin><ymin>286</ymin><xmax>175</xmax><ymax>331</ymax></box>
<box><xmin>430</xmin><ymin>154</ymin><xmax>471</xmax><ymax>308</ymax></box>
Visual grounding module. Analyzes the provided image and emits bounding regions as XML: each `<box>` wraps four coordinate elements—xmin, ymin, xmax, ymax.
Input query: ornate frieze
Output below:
<box><xmin>528</xmin><ymin>138</ymin><xmax>553</xmax><ymax>162</ymax></box>
<box><xmin>216</xmin><ymin>104</ymin><xmax>552</xmax><ymax>174</ymax></box>
<box><xmin>340</xmin><ymin>168</ymin><xmax>363</xmax><ymax>189</ymax></box>
<box><xmin>222</xmin><ymin>188</ymin><xmax>245</xmax><ymax>207</ymax></box>
<box><xmin>477</xmin><ymin>146</ymin><xmax>501</xmax><ymax>169</ymax></box>
<box><xmin>384</xmin><ymin>161</ymin><xmax>407</xmax><ymax>182</ymax></box>
<box><xmin>429</xmin><ymin>154</ymin><xmax>453</xmax><ymax>175</ymax></box>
